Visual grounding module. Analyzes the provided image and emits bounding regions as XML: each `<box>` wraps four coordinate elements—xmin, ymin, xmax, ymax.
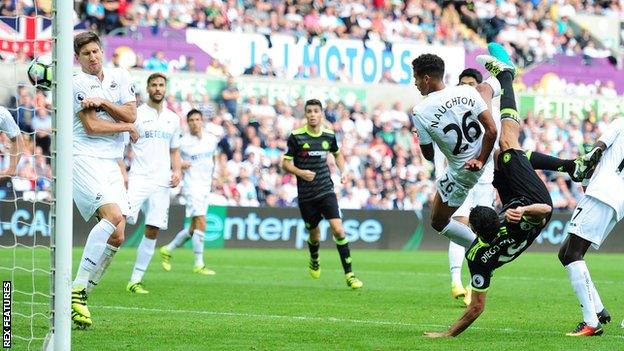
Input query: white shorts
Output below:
<box><xmin>568</xmin><ymin>195</ymin><xmax>618</xmax><ymax>250</ymax></box>
<box><xmin>73</xmin><ymin>155</ymin><xmax>129</xmax><ymax>221</ymax></box>
<box><xmin>126</xmin><ymin>177</ymin><xmax>171</xmax><ymax>230</ymax></box>
<box><xmin>184</xmin><ymin>188</ymin><xmax>210</xmax><ymax>218</ymax></box>
<box><xmin>453</xmin><ymin>182</ymin><xmax>496</xmax><ymax>218</ymax></box>
<box><xmin>436</xmin><ymin>168</ymin><xmax>482</xmax><ymax>208</ymax></box>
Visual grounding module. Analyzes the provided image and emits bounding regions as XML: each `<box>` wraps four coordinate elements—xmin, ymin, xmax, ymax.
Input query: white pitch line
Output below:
<box><xmin>14</xmin><ymin>301</ymin><xmax>624</xmax><ymax>339</ymax></box>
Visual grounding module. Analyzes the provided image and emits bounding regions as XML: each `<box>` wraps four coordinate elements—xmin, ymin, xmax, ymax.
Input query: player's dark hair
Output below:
<box><xmin>187</xmin><ymin>108</ymin><xmax>203</xmax><ymax>120</ymax></box>
<box><xmin>459</xmin><ymin>68</ymin><xmax>483</xmax><ymax>84</ymax></box>
<box><xmin>147</xmin><ymin>72</ymin><xmax>168</xmax><ymax>85</ymax></box>
<box><xmin>469</xmin><ymin>206</ymin><xmax>500</xmax><ymax>243</ymax></box>
<box><xmin>411</xmin><ymin>54</ymin><xmax>445</xmax><ymax>79</ymax></box>
<box><xmin>74</xmin><ymin>31</ymin><xmax>101</xmax><ymax>55</ymax></box>
<box><xmin>305</xmin><ymin>99</ymin><xmax>323</xmax><ymax>110</ymax></box>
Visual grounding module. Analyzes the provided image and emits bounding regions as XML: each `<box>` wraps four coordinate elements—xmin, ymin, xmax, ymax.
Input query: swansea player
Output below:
<box><xmin>447</xmin><ymin>68</ymin><xmax>498</xmax><ymax>306</ymax></box>
<box><xmin>558</xmin><ymin>118</ymin><xmax>624</xmax><ymax>336</ymax></box>
<box><xmin>424</xmin><ymin>48</ymin><xmax>557</xmax><ymax>337</ymax></box>
<box><xmin>125</xmin><ymin>72</ymin><xmax>182</xmax><ymax>294</ymax></box>
<box><xmin>159</xmin><ymin>109</ymin><xmax>219</xmax><ymax>276</ymax></box>
<box><xmin>281</xmin><ymin>99</ymin><xmax>363</xmax><ymax>289</ymax></box>
<box><xmin>0</xmin><ymin>105</ymin><xmax>23</xmax><ymax>179</ymax></box>
<box><xmin>71</xmin><ymin>31</ymin><xmax>138</xmax><ymax>328</ymax></box>
<box><xmin>411</xmin><ymin>54</ymin><xmax>499</xmax><ymax>251</ymax></box>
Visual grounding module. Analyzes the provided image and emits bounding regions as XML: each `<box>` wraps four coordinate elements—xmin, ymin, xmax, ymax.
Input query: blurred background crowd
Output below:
<box><xmin>0</xmin><ymin>0</ymin><xmax>623</xmax><ymax>211</ymax></box>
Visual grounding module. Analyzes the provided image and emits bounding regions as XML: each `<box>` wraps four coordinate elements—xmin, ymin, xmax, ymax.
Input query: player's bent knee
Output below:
<box><xmin>558</xmin><ymin>245</ymin><xmax>583</xmax><ymax>266</ymax></box>
<box><xmin>431</xmin><ymin>218</ymin><xmax>448</xmax><ymax>233</ymax></box>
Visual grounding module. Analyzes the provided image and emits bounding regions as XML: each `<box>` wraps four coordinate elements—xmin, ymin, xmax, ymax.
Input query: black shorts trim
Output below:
<box><xmin>297</xmin><ymin>193</ymin><xmax>341</xmax><ymax>230</ymax></box>
<box><xmin>494</xmin><ymin>149</ymin><xmax>552</xmax><ymax>207</ymax></box>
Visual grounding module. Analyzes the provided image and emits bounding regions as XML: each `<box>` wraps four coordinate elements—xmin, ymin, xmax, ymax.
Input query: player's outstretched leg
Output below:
<box><xmin>160</xmin><ymin>228</ymin><xmax>192</xmax><ymax>271</ymax></box>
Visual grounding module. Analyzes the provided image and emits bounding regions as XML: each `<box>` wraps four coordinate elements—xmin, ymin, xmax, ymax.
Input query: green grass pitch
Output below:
<box><xmin>2</xmin><ymin>248</ymin><xmax>623</xmax><ymax>350</ymax></box>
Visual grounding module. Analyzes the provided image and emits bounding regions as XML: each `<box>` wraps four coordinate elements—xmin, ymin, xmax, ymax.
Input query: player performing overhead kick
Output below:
<box><xmin>423</xmin><ymin>44</ymin><xmax>596</xmax><ymax>338</ymax></box>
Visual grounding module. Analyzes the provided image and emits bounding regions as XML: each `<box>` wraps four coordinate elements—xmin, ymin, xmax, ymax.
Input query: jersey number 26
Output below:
<box><xmin>443</xmin><ymin>112</ymin><xmax>482</xmax><ymax>155</ymax></box>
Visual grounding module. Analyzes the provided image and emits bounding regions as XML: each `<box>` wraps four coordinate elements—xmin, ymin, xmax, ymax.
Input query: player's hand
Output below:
<box><xmin>128</xmin><ymin>125</ymin><xmax>139</xmax><ymax>143</ymax></box>
<box><xmin>423</xmin><ymin>332</ymin><xmax>451</xmax><ymax>338</ymax></box>
<box><xmin>181</xmin><ymin>161</ymin><xmax>192</xmax><ymax>170</ymax></box>
<box><xmin>505</xmin><ymin>206</ymin><xmax>525</xmax><ymax>223</ymax></box>
<box><xmin>464</xmin><ymin>159</ymin><xmax>484</xmax><ymax>171</ymax></box>
<box><xmin>81</xmin><ymin>97</ymin><xmax>106</xmax><ymax>109</ymax></box>
<box><xmin>299</xmin><ymin>170</ymin><xmax>316</xmax><ymax>182</ymax></box>
<box><xmin>170</xmin><ymin>170</ymin><xmax>182</xmax><ymax>188</ymax></box>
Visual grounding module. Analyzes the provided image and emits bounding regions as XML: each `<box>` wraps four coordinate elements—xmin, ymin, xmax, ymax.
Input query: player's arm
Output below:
<box><xmin>330</xmin><ymin>134</ymin><xmax>349</xmax><ymax>183</ymax></box>
<box><xmin>425</xmin><ymin>290</ymin><xmax>488</xmax><ymax>337</ymax></box>
<box><xmin>0</xmin><ymin>133</ymin><xmax>24</xmax><ymax>178</ymax></box>
<box><xmin>466</xmin><ymin>110</ymin><xmax>496</xmax><ymax>171</ymax></box>
<box><xmin>79</xmin><ymin>108</ymin><xmax>138</xmax><ymax>141</ymax></box>
<box><xmin>411</xmin><ymin>110</ymin><xmax>435</xmax><ymax>162</ymax></box>
<box><xmin>99</xmin><ymin>101</ymin><xmax>137</xmax><ymax>123</ymax></box>
<box><xmin>505</xmin><ymin>203</ymin><xmax>553</xmax><ymax>224</ymax></box>
<box><xmin>281</xmin><ymin>134</ymin><xmax>315</xmax><ymax>182</ymax></box>
<box><xmin>170</xmin><ymin>148</ymin><xmax>182</xmax><ymax>187</ymax></box>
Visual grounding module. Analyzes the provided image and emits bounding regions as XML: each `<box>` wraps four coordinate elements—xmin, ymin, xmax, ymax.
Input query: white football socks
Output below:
<box><xmin>87</xmin><ymin>244</ymin><xmax>119</xmax><ymax>293</ymax></box>
<box><xmin>192</xmin><ymin>230</ymin><xmax>205</xmax><ymax>267</ymax></box>
<box><xmin>449</xmin><ymin>240</ymin><xmax>465</xmax><ymax>286</ymax></box>
<box><xmin>130</xmin><ymin>236</ymin><xmax>156</xmax><ymax>284</ymax></box>
<box><xmin>484</xmin><ymin>76</ymin><xmax>502</xmax><ymax>97</ymax></box>
<box><xmin>440</xmin><ymin>219</ymin><xmax>477</xmax><ymax>248</ymax></box>
<box><xmin>73</xmin><ymin>219</ymin><xmax>115</xmax><ymax>289</ymax></box>
<box><xmin>167</xmin><ymin>228</ymin><xmax>191</xmax><ymax>252</ymax></box>
<box><xmin>566</xmin><ymin>260</ymin><xmax>599</xmax><ymax>327</ymax></box>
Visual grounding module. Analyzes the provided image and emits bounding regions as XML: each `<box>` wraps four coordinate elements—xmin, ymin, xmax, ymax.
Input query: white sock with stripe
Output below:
<box><xmin>566</xmin><ymin>260</ymin><xmax>599</xmax><ymax>327</ymax></box>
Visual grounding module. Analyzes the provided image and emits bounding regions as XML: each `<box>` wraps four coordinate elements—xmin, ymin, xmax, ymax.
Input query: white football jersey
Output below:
<box><xmin>129</xmin><ymin>104</ymin><xmax>181</xmax><ymax>187</ymax></box>
<box><xmin>73</xmin><ymin>67</ymin><xmax>135</xmax><ymax>159</ymax></box>
<box><xmin>585</xmin><ymin>118</ymin><xmax>624</xmax><ymax>221</ymax></box>
<box><xmin>412</xmin><ymin>85</ymin><xmax>489</xmax><ymax>174</ymax></box>
<box><xmin>179</xmin><ymin>130</ymin><xmax>219</xmax><ymax>191</ymax></box>
<box><xmin>0</xmin><ymin>106</ymin><xmax>19</xmax><ymax>138</ymax></box>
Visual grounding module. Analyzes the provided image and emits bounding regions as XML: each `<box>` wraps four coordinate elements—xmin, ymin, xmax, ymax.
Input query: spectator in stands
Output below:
<box><xmin>31</xmin><ymin>108</ymin><xmax>52</xmax><ymax>156</ymax></box>
<box><xmin>221</xmin><ymin>76</ymin><xmax>240</xmax><ymax>118</ymax></box>
<box><xmin>143</xmin><ymin>51</ymin><xmax>168</xmax><ymax>72</ymax></box>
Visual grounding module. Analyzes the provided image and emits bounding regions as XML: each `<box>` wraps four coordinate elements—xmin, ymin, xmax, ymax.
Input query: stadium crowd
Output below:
<box><xmin>67</xmin><ymin>0</ymin><xmax>623</xmax><ymax>70</ymax></box>
<box><xmin>0</xmin><ymin>74</ymin><xmax>620</xmax><ymax>211</ymax></box>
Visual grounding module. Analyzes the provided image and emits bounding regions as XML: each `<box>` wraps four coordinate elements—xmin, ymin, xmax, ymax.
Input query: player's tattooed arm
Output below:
<box><xmin>420</xmin><ymin>143</ymin><xmax>434</xmax><ymax>162</ymax></box>
<box><xmin>424</xmin><ymin>290</ymin><xmax>488</xmax><ymax>337</ymax></box>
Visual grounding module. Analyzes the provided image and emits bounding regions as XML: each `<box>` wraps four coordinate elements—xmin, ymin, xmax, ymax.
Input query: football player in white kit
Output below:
<box><xmin>446</xmin><ymin>68</ymin><xmax>499</xmax><ymax>306</ymax></box>
<box><xmin>159</xmin><ymin>109</ymin><xmax>219</xmax><ymax>275</ymax></box>
<box><xmin>411</xmin><ymin>54</ymin><xmax>499</xmax><ymax>254</ymax></box>
<box><xmin>71</xmin><ymin>32</ymin><xmax>138</xmax><ymax>328</ymax></box>
<box><xmin>124</xmin><ymin>73</ymin><xmax>182</xmax><ymax>294</ymax></box>
<box><xmin>558</xmin><ymin>118</ymin><xmax>624</xmax><ymax>336</ymax></box>
<box><xmin>0</xmin><ymin>105</ymin><xmax>23</xmax><ymax>179</ymax></box>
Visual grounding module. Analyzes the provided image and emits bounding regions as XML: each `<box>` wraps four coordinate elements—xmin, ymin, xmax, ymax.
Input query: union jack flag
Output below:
<box><xmin>0</xmin><ymin>16</ymin><xmax>52</xmax><ymax>58</ymax></box>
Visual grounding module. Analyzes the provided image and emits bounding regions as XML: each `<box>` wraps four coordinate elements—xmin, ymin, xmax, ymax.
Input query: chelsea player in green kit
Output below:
<box><xmin>281</xmin><ymin>99</ymin><xmax>363</xmax><ymax>289</ymax></box>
